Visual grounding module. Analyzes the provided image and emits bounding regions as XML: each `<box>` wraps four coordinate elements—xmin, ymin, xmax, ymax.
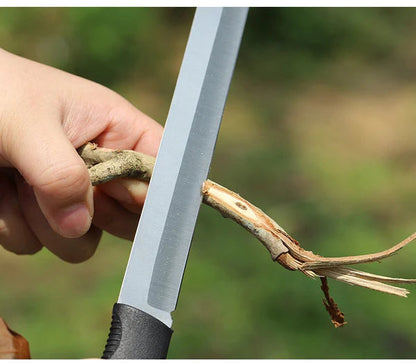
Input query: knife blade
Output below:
<box><xmin>102</xmin><ymin>7</ymin><xmax>248</xmax><ymax>359</ymax></box>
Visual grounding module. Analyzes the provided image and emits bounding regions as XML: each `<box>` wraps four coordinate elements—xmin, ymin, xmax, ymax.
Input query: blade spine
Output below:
<box><xmin>117</xmin><ymin>8</ymin><xmax>227</xmax><ymax>327</ymax></box>
<box><xmin>147</xmin><ymin>7</ymin><xmax>248</xmax><ymax>312</ymax></box>
<box><xmin>117</xmin><ymin>7</ymin><xmax>248</xmax><ymax>328</ymax></box>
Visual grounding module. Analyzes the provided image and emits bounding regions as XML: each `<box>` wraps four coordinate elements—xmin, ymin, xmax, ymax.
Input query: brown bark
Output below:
<box><xmin>78</xmin><ymin>142</ymin><xmax>416</xmax><ymax>325</ymax></box>
<box><xmin>78</xmin><ymin>143</ymin><xmax>155</xmax><ymax>186</ymax></box>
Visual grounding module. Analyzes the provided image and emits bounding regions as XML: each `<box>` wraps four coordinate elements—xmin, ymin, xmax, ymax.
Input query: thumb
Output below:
<box><xmin>5</xmin><ymin>120</ymin><xmax>93</xmax><ymax>238</ymax></box>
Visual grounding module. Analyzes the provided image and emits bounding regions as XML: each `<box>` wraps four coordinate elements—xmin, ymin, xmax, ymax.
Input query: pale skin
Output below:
<box><xmin>0</xmin><ymin>48</ymin><xmax>163</xmax><ymax>263</ymax></box>
<box><xmin>2</xmin><ymin>48</ymin><xmax>415</xmax><ymax>329</ymax></box>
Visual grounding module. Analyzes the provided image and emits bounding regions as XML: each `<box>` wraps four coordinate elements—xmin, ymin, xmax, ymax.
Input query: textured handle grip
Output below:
<box><xmin>102</xmin><ymin>303</ymin><xmax>173</xmax><ymax>359</ymax></box>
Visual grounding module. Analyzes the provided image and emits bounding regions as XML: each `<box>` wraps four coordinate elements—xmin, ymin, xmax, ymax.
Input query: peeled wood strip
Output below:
<box><xmin>315</xmin><ymin>267</ymin><xmax>410</xmax><ymax>297</ymax></box>
<box><xmin>350</xmin><ymin>270</ymin><xmax>416</xmax><ymax>284</ymax></box>
<box><xmin>302</xmin><ymin>231</ymin><xmax>416</xmax><ymax>270</ymax></box>
<box><xmin>317</xmin><ymin>266</ymin><xmax>416</xmax><ymax>285</ymax></box>
<box><xmin>78</xmin><ymin>142</ymin><xmax>416</xmax><ymax>297</ymax></box>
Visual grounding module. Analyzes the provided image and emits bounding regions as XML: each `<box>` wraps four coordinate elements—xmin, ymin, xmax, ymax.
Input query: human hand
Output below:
<box><xmin>0</xmin><ymin>48</ymin><xmax>163</xmax><ymax>262</ymax></box>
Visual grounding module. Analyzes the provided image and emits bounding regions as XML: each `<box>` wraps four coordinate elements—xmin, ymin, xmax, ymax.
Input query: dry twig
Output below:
<box><xmin>78</xmin><ymin>142</ymin><xmax>416</xmax><ymax>325</ymax></box>
<box><xmin>320</xmin><ymin>277</ymin><xmax>346</xmax><ymax>328</ymax></box>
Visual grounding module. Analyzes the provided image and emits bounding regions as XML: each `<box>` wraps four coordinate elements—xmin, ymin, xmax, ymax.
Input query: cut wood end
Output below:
<box><xmin>203</xmin><ymin>180</ymin><xmax>260</xmax><ymax>222</ymax></box>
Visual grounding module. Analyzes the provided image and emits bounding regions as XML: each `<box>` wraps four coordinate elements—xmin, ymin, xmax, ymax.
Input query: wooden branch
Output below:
<box><xmin>78</xmin><ymin>142</ymin><xmax>416</xmax><ymax>326</ymax></box>
<box><xmin>320</xmin><ymin>277</ymin><xmax>346</xmax><ymax>328</ymax></box>
<box><xmin>202</xmin><ymin>180</ymin><xmax>416</xmax><ymax>297</ymax></box>
<box><xmin>78</xmin><ymin>143</ymin><xmax>155</xmax><ymax>186</ymax></box>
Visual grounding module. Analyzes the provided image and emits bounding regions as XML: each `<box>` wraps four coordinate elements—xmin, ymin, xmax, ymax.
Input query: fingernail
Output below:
<box><xmin>55</xmin><ymin>202</ymin><xmax>92</xmax><ymax>238</ymax></box>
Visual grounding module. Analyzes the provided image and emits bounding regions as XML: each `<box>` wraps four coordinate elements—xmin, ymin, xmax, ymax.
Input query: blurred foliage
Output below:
<box><xmin>0</xmin><ymin>7</ymin><xmax>416</xmax><ymax>358</ymax></box>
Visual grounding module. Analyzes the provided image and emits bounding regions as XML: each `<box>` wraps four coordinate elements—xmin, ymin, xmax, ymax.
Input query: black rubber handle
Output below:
<box><xmin>102</xmin><ymin>303</ymin><xmax>173</xmax><ymax>359</ymax></box>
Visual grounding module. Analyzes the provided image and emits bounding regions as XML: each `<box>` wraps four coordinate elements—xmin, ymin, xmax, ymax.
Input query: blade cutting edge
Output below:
<box><xmin>117</xmin><ymin>7</ymin><xmax>248</xmax><ymax>328</ymax></box>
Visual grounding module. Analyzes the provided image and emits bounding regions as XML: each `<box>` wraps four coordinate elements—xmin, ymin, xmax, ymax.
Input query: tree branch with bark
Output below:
<box><xmin>78</xmin><ymin>142</ymin><xmax>416</xmax><ymax>328</ymax></box>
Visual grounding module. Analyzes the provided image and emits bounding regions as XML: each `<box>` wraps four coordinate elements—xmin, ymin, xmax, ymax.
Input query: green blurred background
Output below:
<box><xmin>0</xmin><ymin>7</ymin><xmax>416</xmax><ymax>358</ymax></box>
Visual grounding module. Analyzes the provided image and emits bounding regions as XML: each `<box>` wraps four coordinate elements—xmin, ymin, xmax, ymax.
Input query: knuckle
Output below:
<box><xmin>35</xmin><ymin>162</ymin><xmax>90</xmax><ymax>203</ymax></box>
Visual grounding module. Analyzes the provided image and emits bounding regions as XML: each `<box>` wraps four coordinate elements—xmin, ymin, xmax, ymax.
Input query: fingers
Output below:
<box><xmin>132</xmin><ymin>120</ymin><xmax>163</xmax><ymax>157</ymax></box>
<box><xmin>92</xmin><ymin>188</ymin><xmax>139</xmax><ymax>240</ymax></box>
<box><xmin>6</xmin><ymin>121</ymin><xmax>93</xmax><ymax>239</ymax></box>
<box><xmin>94</xmin><ymin>99</ymin><xmax>163</xmax><ymax>156</ymax></box>
<box><xmin>62</xmin><ymin>84</ymin><xmax>164</xmax><ymax>156</ymax></box>
<box><xmin>0</xmin><ymin>172</ymin><xmax>42</xmax><ymax>255</ymax></box>
<box><xmin>0</xmin><ymin>169</ymin><xmax>101</xmax><ymax>263</ymax></box>
<box><xmin>16</xmin><ymin>178</ymin><xmax>101</xmax><ymax>263</ymax></box>
<box><xmin>0</xmin><ymin>50</ymin><xmax>163</xmax><ymax>256</ymax></box>
<box><xmin>96</xmin><ymin>179</ymin><xmax>149</xmax><ymax>214</ymax></box>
